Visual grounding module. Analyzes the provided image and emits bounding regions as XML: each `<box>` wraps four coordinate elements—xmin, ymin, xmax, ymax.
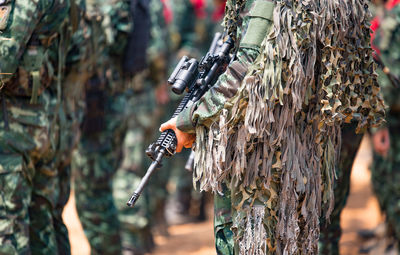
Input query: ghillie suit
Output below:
<box><xmin>189</xmin><ymin>0</ymin><xmax>385</xmax><ymax>254</ymax></box>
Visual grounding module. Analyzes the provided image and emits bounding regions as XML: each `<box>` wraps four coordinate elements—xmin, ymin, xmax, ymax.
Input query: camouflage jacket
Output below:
<box><xmin>67</xmin><ymin>0</ymin><xmax>131</xmax><ymax>81</ymax></box>
<box><xmin>0</xmin><ymin>0</ymin><xmax>70</xmax><ymax>98</ymax></box>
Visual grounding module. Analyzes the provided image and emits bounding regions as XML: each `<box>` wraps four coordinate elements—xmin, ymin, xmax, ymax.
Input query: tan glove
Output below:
<box><xmin>160</xmin><ymin>117</ymin><xmax>195</xmax><ymax>153</ymax></box>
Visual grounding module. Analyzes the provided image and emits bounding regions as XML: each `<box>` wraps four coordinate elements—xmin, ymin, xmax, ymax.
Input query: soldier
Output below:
<box><xmin>318</xmin><ymin>124</ymin><xmax>363</xmax><ymax>254</ymax></box>
<box><xmin>369</xmin><ymin>0</ymin><xmax>400</xmax><ymax>250</ymax></box>
<box><xmin>0</xmin><ymin>0</ymin><xmax>74</xmax><ymax>254</ymax></box>
<box><xmin>71</xmin><ymin>0</ymin><xmax>135</xmax><ymax>254</ymax></box>
<box><xmin>161</xmin><ymin>0</ymin><xmax>385</xmax><ymax>254</ymax></box>
<box><xmin>112</xmin><ymin>0</ymin><xmax>169</xmax><ymax>252</ymax></box>
<box><xmin>318</xmin><ymin>1</ymin><xmax>399</xmax><ymax>254</ymax></box>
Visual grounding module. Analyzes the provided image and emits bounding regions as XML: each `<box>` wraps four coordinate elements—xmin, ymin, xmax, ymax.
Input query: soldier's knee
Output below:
<box><xmin>215</xmin><ymin>224</ymin><xmax>234</xmax><ymax>255</ymax></box>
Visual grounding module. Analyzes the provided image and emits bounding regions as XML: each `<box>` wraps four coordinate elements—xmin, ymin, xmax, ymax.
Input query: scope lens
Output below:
<box><xmin>171</xmin><ymin>80</ymin><xmax>187</xmax><ymax>94</ymax></box>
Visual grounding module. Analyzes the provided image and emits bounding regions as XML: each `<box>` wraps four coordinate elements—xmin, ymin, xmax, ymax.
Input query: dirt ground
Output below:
<box><xmin>62</xmin><ymin>135</ymin><xmax>387</xmax><ymax>255</ymax></box>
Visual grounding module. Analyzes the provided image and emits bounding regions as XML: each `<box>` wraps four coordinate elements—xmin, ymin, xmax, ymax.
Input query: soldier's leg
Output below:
<box><xmin>54</xmin><ymin>162</ymin><xmax>73</xmax><ymax>253</ymax></box>
<box><xmin>29</xmin><ymin>158</ymin><xmax>71</xmax><ymax>255</ymax></box>
<box><xmin>0</xmin><ymin>95</ymin><xmax>52</xmax><ymax>254</ymax></box>
<box><xmin>371</xmin><ymin>153</ymin><xmax>389</xmax><ymax>214</ymax></box>
<box><xmin>0</xmin><ymin>155</ymin><xmax>31</xmax><ymax>255</ymax></box>
<box><xmin>174</xmin><ymin>151</ymin><xmax>194</xmax><ymax>212</ymax></box>
<box><xmin>29</xmin><ymin>166</ymin><xmax>63</xmax><ymax>254</ymax></box>
<box><xmin>372</xmin><ymin>129</ymin><xmax>400</xmax><ymax>249</ymax></box>
<box><xmin>74</xmin><ymin>143</ymin><xmax>122</xmax><ymax>255</ymax></box>
<box><xmin>214</xmin><ymin>184</ymin><xmax>234</xmax><ymax>255</ymax></box>
<box><xmin>113</xmin><ymin>91</ymin><xmax>156</xmax><ymax>253</ymax></box>
<box><xmin>113</xmin><ymin>165</ymin><xmax>154</xmax><ymax>254</ymax></box>
<box><xmin>164</xmin><ymin>150</ymin><xmax>194</xmax><ymax>225</ymax></box>
<box><xmin>29</xmin><ymin>101</ymin><xmax>74</xmax><ymax>255</ymax></box>
<box><xmin>74</xmin><ymin>90</ymin><xmax>126</xmax><ymax>254</ymax></box>
<box><xmin>319</xmin><ymin>123</ymin><xmax>363</xmax><ymax>255</ymax></box>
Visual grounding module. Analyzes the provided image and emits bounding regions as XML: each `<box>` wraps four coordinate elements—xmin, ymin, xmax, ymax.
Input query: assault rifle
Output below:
<box><xmin>127</xmin><ymin>33</ymin><xmax>234</xmax><ymax>207</ymax></box>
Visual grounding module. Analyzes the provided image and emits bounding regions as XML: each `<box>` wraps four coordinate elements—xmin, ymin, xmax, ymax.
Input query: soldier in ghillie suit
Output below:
<box><xmin>161</xmin><ymin>0</ymin><xmax>385</xmax><ymax>254</ymax></box>
<box><xmin>0</xmin><ymin>0</ymin><xmax>74</xmax><ymax>254</ymax></box>
<box><xmin>369</xmin><ymin>0</ymin><xmax>400</xmax><ymax>250</ymax></box>
<box><xmin>319</xmin><ymin>1</ymin><xmax>399</xmax><ymax>254</ymax></box>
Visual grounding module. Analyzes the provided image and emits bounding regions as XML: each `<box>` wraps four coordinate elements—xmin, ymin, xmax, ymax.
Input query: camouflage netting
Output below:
<box><xmin>194</xmin><ymin>0</ymin><xmax>385</xmax><ymax>254</ymax></box>
<box><xmin>223</xmin><ymin>0</ymin><xmax>246</xmax><ymax>45</ymax></box>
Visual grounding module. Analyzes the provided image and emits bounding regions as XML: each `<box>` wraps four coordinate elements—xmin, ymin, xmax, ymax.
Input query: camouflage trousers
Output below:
<box><xmin>112</xmin><ymin>90</ymin><xmax>159</xmax><ymax>254</ymax></box>
<box><xmin>212</xmin><ymin>123</ymin><xmax>362</xmax><ymax>255</ymax></box>
<box><xmin>371</xmin><ymin>121</ymin><xmax>400</xmax><ymax>248</ymax></box>
<box><xmin>168</xmin><ymin>150</ymin><xmax>197</xmax><ymax>215</ymax></box>
<box><xmin>214</xmin><ymin>184</ymin><xmax>234</xmax><ymax>255</ymax></box>
<box><xmin>0</xmin><ymin>91</ymin><xmax>72</xmax><ymax>255</ymax></box>
<box><xmin>73</xmin><ymin>91</ymin><xmax>128</xmax><ymax>255</ymax></box>
<box><xmin>319</xmin><ymin>123</ymin><xmax>363</xmax><ymax>255</ymax></box>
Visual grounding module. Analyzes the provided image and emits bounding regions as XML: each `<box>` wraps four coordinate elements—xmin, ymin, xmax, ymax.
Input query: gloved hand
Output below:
<box><xmin>160</xmin><ymin>117</ymin><xmax>195</xmax><ymax>152</ymax></box>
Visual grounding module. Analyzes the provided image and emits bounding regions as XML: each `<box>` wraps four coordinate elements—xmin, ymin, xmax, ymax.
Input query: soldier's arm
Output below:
<box><xmin>175</xmin><ymin>0</ymin><xmax>275</xmax><ymax>133</ymax></box>
<box><xmin>0</xmin><ymin>0</ymin><xmax>44</xmax><ymax>82</ymax></box>
<box><xmin>175</xmin><ymin>48</ymin><xmax>259</xmax><ymax>133</ymax></box>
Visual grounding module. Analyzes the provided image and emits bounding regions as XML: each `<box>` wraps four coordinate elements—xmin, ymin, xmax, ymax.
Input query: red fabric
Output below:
<box><xmin>190</xmin><ymin>0</ymin><xmax>206</xmax><ymax>19</ymax></box>
<box><xmin>161</xmin><ymin>0</ymin><xmax>173</xmax><ymax>24</ymax></box>
<box><xmin>371</xmin><ymin>16</ymin><xmax>381</xmax><ymax>55</ymax></box>
<box><xmin>212</xmin><ymin>0</ymin><xmax>226</xmax><ymax>22</ymax></box>
<box><xmin>386</xmin><ymin>0</ymin><xmax>400</xmax><ymax>10</ymax></box>
<box><xmin>371</xmin><ymin>0</ymin><xmax>400</xmax><ymax>56</ymax></box>
<box><xmin>371</xmin><ymin>17</ymin><xmax>380</xmax><ymax>33</ymax></box>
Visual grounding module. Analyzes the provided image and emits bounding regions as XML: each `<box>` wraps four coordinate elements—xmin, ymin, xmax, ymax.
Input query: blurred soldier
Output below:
<box><xmin>318</xmin><ymin>125</ymin><xmax>363</xmax><ymax>254</ymax></box>
<box><xmin>112</xmin><ymin>0</ymin><xmax>169</xmax><ymax>252</ymax></box>
<box><xmin>369</xmin><ymin>0</ymin><xmax>400</xmax><ymax>250</ymax></box>
<box><xmin>0</xmin><ymin>0</ymin><xmax>74</xmax><ymax>254</ymax></box>
<box><xmin>161</xmin><ymin>0</ymin><xmax>385</xmax><ymax>254</ymax></box>
<box><xmin>166</xmin><ymin>0</ymin><xmax>226</xmax><ymax>224</ymax></box>
<box><xmin>71</xmin><ymin>0</ymin><xmax>136</xmax><ymax>254</ymax></box>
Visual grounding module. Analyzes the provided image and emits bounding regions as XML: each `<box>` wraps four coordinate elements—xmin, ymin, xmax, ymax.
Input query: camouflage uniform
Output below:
<box><xmin>71</xmin><ymin>0</ymin><xmax>132</xmax><ymax>254</ymax></box>
<box><xmin>112</xmin><ymin>0</ymin><xmax>166</xmax><ymax>252</ymax></box>
<box><xmin>175</xmin><ymin>0</ymin><xmax>385</xmax><ymax>254</ymax></box>
<box><xmin>0</xmin><ymin>0</ymin><xmax>73</xmax><ymax>254</ymax></box>
<box><xmin>112</xmin><ymin>90</ymin><xmax>157</xmax><ymax>254</ymax></box>
<box><xmin>370</xmin><ymin>1</ymin><xmax>400</xmax><ymax>248</ymax></box>
<box><xmin>318</xmin><ymin>123</ymin><xmax>363</xmax><ymax>255</ymax></box>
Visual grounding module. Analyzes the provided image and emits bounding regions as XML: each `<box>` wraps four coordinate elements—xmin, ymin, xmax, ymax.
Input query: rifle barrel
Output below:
<box><xmin>127</xmin><ymin>151</ymin><xmax>164</xmax><ymax>207</ymax></box>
